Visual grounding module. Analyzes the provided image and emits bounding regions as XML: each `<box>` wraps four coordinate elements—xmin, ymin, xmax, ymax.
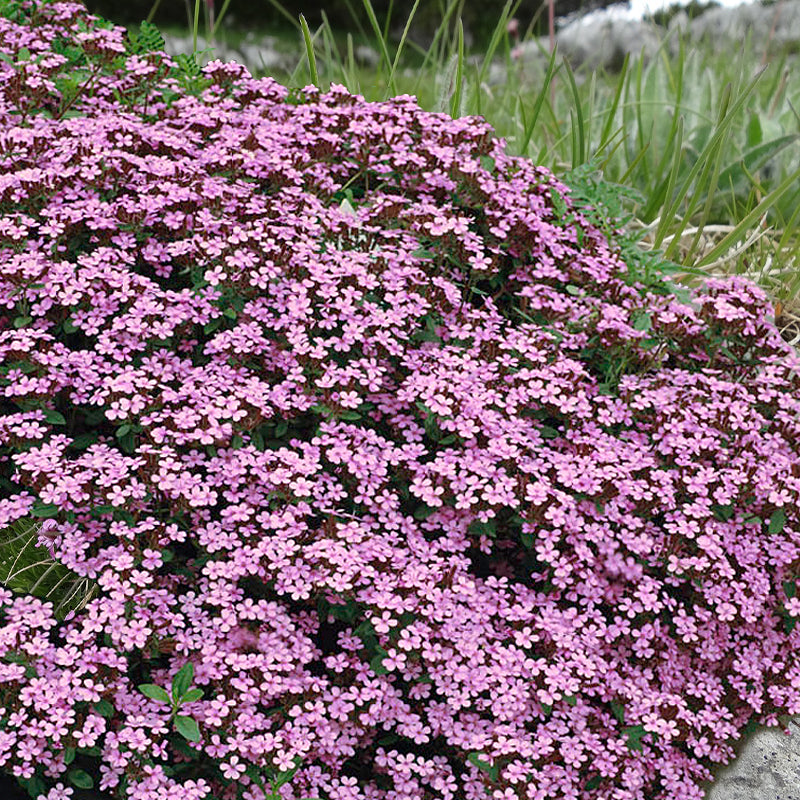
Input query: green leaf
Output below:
<box><xmin>745</xmin><ymin>112</ymin><xmax>762</xmax><ymax>148</ymax></box>
<box><xmin>565</xmin><ymin>284</ymin><xmax>581</xmax><ymax>295</ymax></box>
<box><xmin>594</xmin><ymin>499</ymin><xmax>605</xmax><ymax>515</ymax></box>
<box><xmin>174</xmin><ymin>714</ymin><xmax>201</xmax><ymax>742</ymax></box>
<box><xmin>718</xmin><ymin>134</ymin><xmax>799</xmax><ymax>187</ymax></box>
<box><xmin>18</xmin><ymin>776</ymin><xmax>47</xmax><ymax>799</ymax></box>
<box><xmin>769</xmin><ymin>508</ymin><xmax>786</xmax><ymax>535</ymax></box>
<box><xmin>479</xmin><ymin>155</ymin><xmax>495</xmax><ymax>172</ymax></box>
<box><xmin>369</xmin><ymin>654</ymin><xmax>389</xmax><ymax>676</ymax></box>
<box><xmin>520</xmin><ymin>532</ymin><xmax>534</xmax><ymax>549</ymax></box>
<box><xmin>172</xmin><ymin>662</ymin><xmax>194</xmax><ymax>700</ymax></box>
<box><xmin>631</xmin><ymin>311</ymin><xmax>651</xmax><ymax>331</ymax></box>
<box><xmin>299</xmin><ymin>13</ymin><xmax>319</xmax><ymax>87</ymax></box>
<box><xmin>274</xmin><ymin>759</ymin><xmax>302</xmax><ymax>788</ymax></box>
<box><xmin>63</xmin><ymin>747</ymin><xmax>76</xmax><ymax>765</ymax></box>
<box><xmin>62</xmin><ymin>319</ymin><xmax>78</xmax><ymax>334</ymax></box>
<box><xmin>180</xmin><ymin>688</ymin><xmax>204</xmax><ymax>704</ymax></box>
<box><xmin>585</xmin><ymin>775</ymin><xmax>603</xmax><ymax>791</ymax></box>
<box><xmin>413</xmin><ymin>505</ymin><xmax>436</xmax><ymax>521</ymax></box>
<box><xmin>13</xmin><ymin>316</ymin><xmax>32</xmax><ymax>328</ymax></box>
<box><xmin>138</xmin><ymin>684</ymin><xmax>171</xmax><ymax>704</ymax></box>
<box><xmin>468</xmin><ymin>519</ymin><xmax>497</xmax><ymax>538</ymax></box>
<box><xmin>69</xmin><ymin>433</ymin><xmax>97</xmax><ymax>450</ymax></box>
<box><xmin>93</xmin><ymin>698</ymin><xmax>114</xmax><ymax>717</ymax></box>
<box><xmin>43</xmin><ymin>409</ymin><xmax>66</xmax><ymax>425</ymax></box>
<box><xmin>30</xmin><ymin>503</ymin><xmax>59</xmax><ymax>518</ymax></box>
<box><xmin>414</xmin><ymin>329</ymin><xmax>441</xmax><ymax>343</ymax></box>
<box><xmin>712</xmin><ymin>504</ymin><xmax>734</xmax><ymax>521</ymax></box>
<box><xmin>118</xmin><ymin>431</ymin><xmax>136</xmax><ymax>453</ymax></box>
<box><xmin>353</xmin><ymin>619</ymin><xmax>376</xmax><ymax>639</ymax></box>
<box><xmin>135</xmin><ymin>20</ymin><xmax>165</xmax><ymax>53</ymax></box>
<box><xmin>466</xmin><ymin>752</ymin><xmax>499</xmax><ymax>781</ymax></box>
<box><xmin>564</xmin><ymin>694</ymin><xmax>577</xmax><ymax>706</ymax></box>
<box><xmin>115</xmin><ymin>424</ymin><xmax>131</xmax><ymax>439</ymax></box>
<box><xmin>784</xmin><ymin>581</ymin><xmax>797</xmax><ymax>599</ymax></box>
<box><xmin>610</xmin><ymin>699</ymin><xmax>626</xmax><ymax>723</ymax></box>
<box><xmin>623</xmin><ymin>724</ymin><xmax>647</xmax><ymax>751</ymax></box>
<box><xmin>68</xmin><ymin>769</ymin><xmax>94</xmax><ymax>789</ymax></box>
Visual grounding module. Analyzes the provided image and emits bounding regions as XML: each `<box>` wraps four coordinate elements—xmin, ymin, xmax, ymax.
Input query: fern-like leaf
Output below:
<box><xmin>127</xmin><ymin>20</ymin><xmax>166</xmax><ymax>56</ymax></box>
<box><xmin>0</xmin><ymin>518</ymin><xmax>97</xmax><ymax>620</ymax></box>
<box><xmin>175</xmin><ymin>51</ymin><xmax>200</xmax><ymax>79</ymax></box>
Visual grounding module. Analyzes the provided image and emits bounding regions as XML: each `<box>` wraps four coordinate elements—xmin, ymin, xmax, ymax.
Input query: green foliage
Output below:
<box><xmin>217</xmin><ymin>1</ymin><xmax>799</xmax><ymax>311</ymax></box>
<box><xmin>67</xmin><ymin>769</ymin><xmax>94</xmax><ymax>789</ymax></box>
<box><xmin>0</xmin><ymin>518</ymin><xmax>96</xmax><ymax>620</ymax></box>
<box><xmin>622</xmin><ymin>724</ymin><xmax>648</xmax><ymax>751</ymax></box>
<box><xmin>126</xmin><ymin>19</ymin><xmax>165</xmax><ymax>53</ymax></box>
<box><xmin>172</xmin><ymin>661</ymin><xmax>194</xmax><ymax>699</ymax></box>
<box><xmin>467</xmin><ymin>751</ymin><xmax>500</xmax><ymax>782</ymax></box>
<box><xmin>138</xmin><ymin>684</ymin><xmax>172</xmax><ymax>704</ymax></box>
<box><xmin>137</xmin><ymin>660</ymin><xmax>205</xmax><ymax>742</ymax></box>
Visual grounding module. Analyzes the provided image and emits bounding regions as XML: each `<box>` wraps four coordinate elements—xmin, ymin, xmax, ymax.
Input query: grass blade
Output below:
<box><xmin>411</xmin><ymin>0</ymin><xmax>463</xmax><ymax>97</ymax></box>
<box><xmin>696</xmin><ymin>163</ymin><xmax>800</xmax><ymax>268</ymax></box>
<box><xmin>192</xmin><ymin>0</ymin><xmax>201</xmax><ymax>54</ymax></box>
<box><xmin>518</xmin><ymin>44</ymin><xmax>559</xmax><ymax>157</ymax></box>
<box><xmin>663</xmin><ymin>81</ymin><xmax>733</xmax><ymax>261</ymax></box>
<box><xmin>641</xmin><ymin>114</ymin><xmax>684</xmax><ymax>222</ymax></box>
<box><xmin>450</xmin><ymin>18</ymin><xmax>464</xmax><ymax>118</ymax></box>
<box><xmin>562</xmin><ymin>57</ymin><xmax>585</xmax><ymax>168</ymax></box>
<box><xmin>598</xmin><ymin>54</ymin><xmax>629</xmax><ymax>151</ymax></box>
<box><xmin>210</xmin><ymin>0</ymin><xmax>235</xmax><ymax>38</ymax></box>
<box><xmin>477</xmin><ymin>0</ymin><xmax>515</xmax><ymax>86</ymax></box>
<box><xmin>385</xmin><ymin>0</ymin><xmax>422</xmax><ymax>101</ymax></box>
<box><xmin>361</xmin><ymin>0</ymin><xmax>396</xmax><ymax>96</ymax></box>
<box><xmin>653</xmin><ymin>65</ymin><xmax>767</xmax><ymax>252</ymax></box>
<box><xmin>299</xmin><ymin>14</ymin><xmax>320</xmax><ymax>87</ymax></box>
<box><xmin>717</xmin><ymin>134</ymin><xmax>800</xmax><ymax>187</ymax></box>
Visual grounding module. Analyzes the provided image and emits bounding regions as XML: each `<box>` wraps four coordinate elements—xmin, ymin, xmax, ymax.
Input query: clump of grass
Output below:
<box><xmin>163</xmin><ymin>0</ymin><xmax>799</xmax><ymax>326</ymax></box>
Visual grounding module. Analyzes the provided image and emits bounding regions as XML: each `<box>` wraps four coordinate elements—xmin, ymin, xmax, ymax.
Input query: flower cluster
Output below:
<box><xmin>2</xmin><ymin>2</ymin><xmax>800</xmax><ymax>800</ymax></box>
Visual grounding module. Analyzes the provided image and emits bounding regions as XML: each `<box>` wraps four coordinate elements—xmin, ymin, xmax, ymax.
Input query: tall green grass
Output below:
<box><xmin>164</xmin><ymin>0</ymin><xmax>800</xmax><ymax>322</ymax></box>
<box><xmin>154</xmin><ymin>0</ymin><xmax>800</xmax><ymax>323</ymax></box>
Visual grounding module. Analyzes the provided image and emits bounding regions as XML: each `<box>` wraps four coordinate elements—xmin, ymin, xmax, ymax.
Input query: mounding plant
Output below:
<box><xmin>2</xmin><ymin>2</ymin><xmax>800</xmax><ymax>800</ymax></box>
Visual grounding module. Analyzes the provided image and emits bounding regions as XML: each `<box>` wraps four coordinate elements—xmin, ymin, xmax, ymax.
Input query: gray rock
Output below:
<box><xmin>505</xmin><ymin>5</ymin><xmax>662</xmax><ymax>75</ymax></box>
<box><xmin>235</xmin><ymin>41</ymin><xmax>294</xmax><ymax>74</ymax></box>
<box><xmin>354</xmin><ymin>44</ymin><xmax>381</xmax><ymax>68</ymax></box>
<box><xmin>556</xmin><ymin>8</ymin><xmax>662</xmax><ymax>70</ymax></box>
<box><xmin>687</xmin><ymin>0</ymin><xmax>800</xmax><ymax>52</ymax></box>
<box><xmin>162</xmin><ymin>33</ymin><xmax>294</xmax><ymax>74</ymax></box>
<box><xmin>495</xmin><ymin>0</ymin><xmax>800</xmax><ymax>81</ymax></box>
<box><xmin>703</xmin><ymin>720</ymin><xmax>800</xmax><ymax>800</ymax></box>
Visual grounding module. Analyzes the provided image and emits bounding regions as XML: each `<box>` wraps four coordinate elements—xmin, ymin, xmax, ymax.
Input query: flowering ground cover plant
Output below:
<box><xmin>2</xmin><ymin>2</ymin><xmax>800</xmax><ymax>799</ymax></box>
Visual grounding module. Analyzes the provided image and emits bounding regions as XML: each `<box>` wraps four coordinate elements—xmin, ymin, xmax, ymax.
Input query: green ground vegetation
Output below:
<box><xmin>142</xmin><ymin>0</ymin><xmax>800</xmax><ymax>344</ymax></box>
